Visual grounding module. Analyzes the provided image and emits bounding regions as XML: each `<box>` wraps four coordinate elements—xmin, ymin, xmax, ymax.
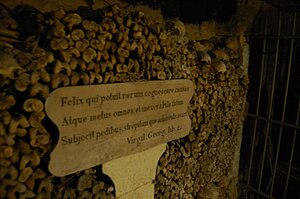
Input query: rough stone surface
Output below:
<box><xmin>103</xmin><ymin>144</ymin><xmax>166</xmax><ymax>199</ymax></box>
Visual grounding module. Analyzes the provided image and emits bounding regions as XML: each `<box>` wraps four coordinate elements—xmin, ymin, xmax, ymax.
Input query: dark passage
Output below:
<box><xmin>240</xmin><ymin>5</ymin><xmax>300</xmax><ymax>199</ymax></box>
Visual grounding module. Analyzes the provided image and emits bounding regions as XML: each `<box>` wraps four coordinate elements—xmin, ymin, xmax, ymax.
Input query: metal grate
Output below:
<box><xmin>240</xmin><ymin>5</ymin><xmax>300</xmax><ymax>199</ymax></box>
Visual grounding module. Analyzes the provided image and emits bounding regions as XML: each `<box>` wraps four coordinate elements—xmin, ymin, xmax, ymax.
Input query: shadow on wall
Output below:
<box><xmin>125</xmin><ymin>0</ymin><xmax>237</xmax><ymax>23</ymax></box>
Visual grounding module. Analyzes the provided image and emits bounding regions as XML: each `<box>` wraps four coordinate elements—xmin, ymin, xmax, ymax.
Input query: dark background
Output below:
<box><xmin>125</xmin><ymin>0</ymin><xmax>238</xmax><ymax>23</ymax></box>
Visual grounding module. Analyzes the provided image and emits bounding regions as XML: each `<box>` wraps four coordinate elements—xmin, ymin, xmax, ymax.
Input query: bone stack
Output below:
<box><xmin>155</xmin><ymin>36</ymin><xmax>248</xmax><ymax>198</ymax></box>
<box><xmin>0</xmin><ymin>4</ymin><xmax>248</xmax><ymax>199</ymax></box>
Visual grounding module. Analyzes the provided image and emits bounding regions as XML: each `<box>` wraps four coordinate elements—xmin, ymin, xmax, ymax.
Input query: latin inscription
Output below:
<box><xmin>45</xmin><ymin>80</ymin><xmax>193</xmax><ymax>176</ymax></box>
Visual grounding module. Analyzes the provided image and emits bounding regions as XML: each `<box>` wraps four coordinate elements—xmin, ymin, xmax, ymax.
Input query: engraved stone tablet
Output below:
<box><xmin>45</xmin><ymin>79</ymin><xmax>193</xmax><ymax>176</ymax></box>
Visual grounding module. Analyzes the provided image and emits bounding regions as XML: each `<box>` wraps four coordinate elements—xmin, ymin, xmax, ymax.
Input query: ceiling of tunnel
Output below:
<box><xmin>264</xmin><ymin>0</ymin><xmax>300</xmax><ymax>11</ymax></box>
<box><xmin>125</xmin><ymin>0</ymin><xmax>238</xmax><ymax>23</ymax></box>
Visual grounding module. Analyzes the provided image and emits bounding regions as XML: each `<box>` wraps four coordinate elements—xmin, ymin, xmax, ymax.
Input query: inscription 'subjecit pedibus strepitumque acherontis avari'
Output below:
<box><xmin>45</xmin><ymin>79</ymin><xmax>193</xmax><ymax>176</ymax></box>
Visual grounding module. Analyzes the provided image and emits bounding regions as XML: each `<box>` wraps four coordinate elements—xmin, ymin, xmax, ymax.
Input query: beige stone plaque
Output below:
<box><xmin>45</xmin><ymin>79</ymin><xmax>193</xmax><ymax>176</ymax></box>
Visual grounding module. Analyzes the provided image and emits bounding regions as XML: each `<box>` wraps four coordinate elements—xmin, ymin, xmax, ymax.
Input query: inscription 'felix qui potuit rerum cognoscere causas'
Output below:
<box><xmin>45</xmin><ymin>79</ymin><xmax>193</xmax><ymax>177</ymax></box>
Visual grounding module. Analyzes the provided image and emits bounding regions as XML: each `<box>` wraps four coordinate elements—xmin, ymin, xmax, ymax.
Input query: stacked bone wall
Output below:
<box><xmin>0</xmin><ymin>1</ymin><xmax>249</xmax><ymax>198</ymax></box>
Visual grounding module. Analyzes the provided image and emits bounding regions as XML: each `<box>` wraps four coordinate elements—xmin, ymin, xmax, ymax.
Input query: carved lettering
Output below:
<box><xmin>45</xmin><ymin>80</ymin><xmax>193</xmax><ymax>176</ymax></box>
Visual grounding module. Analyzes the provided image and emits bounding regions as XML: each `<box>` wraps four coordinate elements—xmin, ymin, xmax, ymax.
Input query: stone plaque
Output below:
<box><xmin>45</xmin><ymin>79</ymin><xmax>193</xmax><ymax>176</ymax></box>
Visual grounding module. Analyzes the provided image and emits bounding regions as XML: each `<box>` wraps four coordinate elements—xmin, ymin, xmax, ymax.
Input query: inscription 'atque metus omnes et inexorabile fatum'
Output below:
<box><xmin>45</xmin><ymin>79</ymin><xmax>193</xmax><ymax>176</ymax></box>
